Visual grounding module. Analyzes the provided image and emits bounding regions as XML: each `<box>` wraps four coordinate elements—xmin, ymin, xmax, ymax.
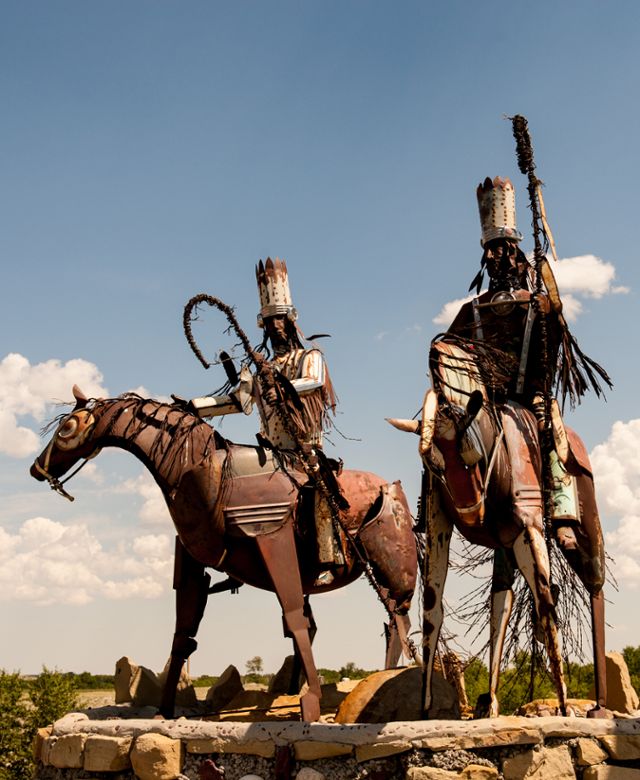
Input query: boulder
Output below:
<box><xmin>335</xmin><ymin>666</ymin><xmax>459</xmax><ymax>723</ymax></box>
<box><xmin>502</xmin><ymin>744</ymin><xmax>575</xmax><ymax>780</ymax></box>
<box><xmin>114</xmin><ymin>656</ymin><xmax>138</xmax><ymax>703</ymax></box>
<box><xmin>205</xmin><ymin>664</ymin><xmax>243</xmax><ymax>711</ymax></box>
<box><xmin>130</xmin><ymin>733</ymin><xmax>183</xmax><ymax>780</ymax></box>
<box><xmin>130</xmin><ymin>660</ymin><xmax>198</xmax><ymax>708</ymax></box>
<box><xmin>84</xmin><ymin>735</ymin><xmax>132</xmax><ymax>772</ymax></box>
<box><xmin>269</xmin><ymin>655</ymin><xmax>303</xmax><ymax>694</ymax></box>
<box><xmin>591</xmin><ymin>652</ymin><xmax>640</xmax><ymax>714</ymax></box>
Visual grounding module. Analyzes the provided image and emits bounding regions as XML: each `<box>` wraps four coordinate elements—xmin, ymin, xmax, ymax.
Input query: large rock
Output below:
<box><xmin>335</xmin><ymin>666</ymin><xmax>459</xmax><ymax>723</ymax></box>
<box><xmin>130</xmin><ymin>733</ymin><xmax>183</xmax><ymax>780</ymax></box>
<box><xmin>517</xmin><ymin>698</ymin><xmax>596</xmax><ymax>717</ymax></box>
<box><xmin>114</xmin><ymin>656</ymin><xmax>138</xmax><ymax>703</ymax></box>
<box><xmin>599</xmin><ymin>734</ymin><xmax>640</xmax><ymax>761</ymax></box>
<box><xmin>206</xmin><ymin>664</ymin><xmax>244</xmax><ymax>711</ymax></box>
<box><xmin>46</xmin><ymin>734</ymin><xmax>87</xmax><ymax>769</ymax></box>
<box><xmin>502</xmin><ymin>744</ymin><xmax>575</xmax><ymax>780</ymax></box>
<box><xmin>130</xmin><ymin>661</ymin><xmax>197</xmax><ymax>708</ymax></box>
<box><xmin>590</xmin><ymin>652</ymin><xmax>640</xmax><ymax>714</ymax></box>
<box><xmin>269</xmin><ymin>655</ymin><xmax>303</xmax><ymax>694</ymax></box>
<box><xmin>84</xmin><ymin>735</ymin><xmax>132</xmax><ymax>772</ymax></box>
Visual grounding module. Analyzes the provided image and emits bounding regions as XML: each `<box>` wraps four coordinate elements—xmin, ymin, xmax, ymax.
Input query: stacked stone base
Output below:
<box><xmin>35</xmin><ymin>713</ymin><xmax>640</xmax><ymax>779</ymax></box>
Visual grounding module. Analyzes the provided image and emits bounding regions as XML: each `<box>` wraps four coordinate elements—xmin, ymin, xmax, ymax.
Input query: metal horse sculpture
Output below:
<box><xmin>390</xmin><ymin>340</ymin><xmax>607</xmax><ymax>718</ymax></box>
<box><xmin>31</xmin><ymin>386</ymin><xmax>417</xmax><ymax>721</ymax></box>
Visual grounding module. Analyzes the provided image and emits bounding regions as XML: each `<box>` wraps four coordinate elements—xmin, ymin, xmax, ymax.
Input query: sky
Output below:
<box><xmin>2</xmin><ymin>1</ymin><xmax>640</xmax><ymax>678</ymax></box>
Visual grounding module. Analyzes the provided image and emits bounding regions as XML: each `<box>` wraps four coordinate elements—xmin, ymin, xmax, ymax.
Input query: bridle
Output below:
<box><xmin>32</xmin><ymin>411</ymin><xmax>98</xmax><ymax>502</ymax></box>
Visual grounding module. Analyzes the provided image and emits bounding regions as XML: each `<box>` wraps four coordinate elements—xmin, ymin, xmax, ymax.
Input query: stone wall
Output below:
<box><xmin>34</xmin><ymin>713</ymin><xmax>640</xmax><ymax>779</ymax></box>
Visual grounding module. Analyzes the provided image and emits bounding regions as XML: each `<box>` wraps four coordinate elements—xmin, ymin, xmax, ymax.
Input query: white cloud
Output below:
<box><xmin>0</xmin><ymin>517</ymin><xmax>173</xmax><ymax>605</ymax></box>
<box><xmin>591</xmin><ymin>419</ymin><xmax>640</xmax><ymax>588</ymax></box>
<box><xmin>119</xmin><ymin>471</ymin><xmax>171</xmax><ymax>527</ymax></box>
<box><xmin>433</xmin><ymin>293</ymin><xmax>476</xmax><ymax>327</ymax></box>
<box><xmin>432</xmin><ymin>254</ymin><xmax>627</xmax><ymax>328</ymax></box>
<box><xmin>553</xmin><ymin>255</ymin><xmax>629</xmax><ymax>299</ymax></box>
<box><xmin>0</xmin><ymin>353</ymin><xmax>108</xmax><ymax>459</ymax></box>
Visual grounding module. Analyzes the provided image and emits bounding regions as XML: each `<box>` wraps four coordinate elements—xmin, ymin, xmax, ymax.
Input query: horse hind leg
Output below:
<box><xmin>160</xmin><ymin>537</ymin><xmax>210</xmax><ymax>718</ymax></box>
<box><xmin>571</xmin><ymin>471</ymin><xmax>607</xmax><ymax>716</ymax></box>
<box><xmin>484</xmin><ymin>547</ymin><xmax>516</xmax><ymax>718</ymax></box>
<box><xmin>383</xmin><ymin>596</ymin><xmax>411</xmax><ymax>669</ymax></box>
<box><xmin>512</xmin><ymin>526</ymin><xmax>568</xmax><ymax>715</ymax></box>
<box><xmin>255</xmin><ymin>523</ymin><xmax>321</xmax><ymax>722</ymax></box>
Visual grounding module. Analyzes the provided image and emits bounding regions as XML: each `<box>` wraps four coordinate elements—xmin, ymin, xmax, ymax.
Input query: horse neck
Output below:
<box><xmin>92</xmin><ymin>397</ymin><xmax>217</xmax><ymax>491</ymax></box>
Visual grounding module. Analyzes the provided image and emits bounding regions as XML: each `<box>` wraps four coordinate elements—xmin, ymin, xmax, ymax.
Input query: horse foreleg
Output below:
<box><xmin>384</xmin><ymin>599</ymin><xmax>412</xmax><ymax>669</ymax></box>
<box><xmin>160</xmin><ymin>537</ymin><xmax>211</xmax><ymax>718</ymax></box>
<box><xmin>255</xmin><ymin>524</ymin><xmax>321</xmax><ymax>722</ymax></box>
<box><xmin>288</xmin><ymin>596</ymin><xmax>315</xmax><ymax>695</ymax></box>
<box><xmin>421</xmin><ymin>486</ymin><xmax>452</xmax><ymax>717</ymax></box>
<box><xmin>487</xmin><ymin>548</ymin><xmax>515</xmax><ymax>717</ymax></box>
<box><xmin>513</xmin><ymin>527</ymin><xmax>568</xmax><ymax>715</ymax></box>
<box><xmin>589</xmin><ymin>590</ymin><xmax>607</xmax><ymax>716</ymax></box>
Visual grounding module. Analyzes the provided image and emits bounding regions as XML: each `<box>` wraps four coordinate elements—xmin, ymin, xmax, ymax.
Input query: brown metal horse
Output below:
<box><xmin>390</xmin><ymin>341</ymin><xmax>607</xmax><ymax>718</ymax></box>
<box><xmin>31</xmin><ymin>386</ymin><xmax>418</xmax><ymax>721</ymax></box>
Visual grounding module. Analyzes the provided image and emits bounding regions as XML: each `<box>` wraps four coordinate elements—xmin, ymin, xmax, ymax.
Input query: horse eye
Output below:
<box><xmin>58</xmin><ymin>417</ymin><xmax>79</xmax><ymax>439</ymax></box>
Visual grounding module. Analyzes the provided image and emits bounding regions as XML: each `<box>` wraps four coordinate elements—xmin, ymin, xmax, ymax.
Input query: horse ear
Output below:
<box><xmin>72</xmin><ymin>385</ymin><xmax>88</xmax><ymax>409</ymax></box>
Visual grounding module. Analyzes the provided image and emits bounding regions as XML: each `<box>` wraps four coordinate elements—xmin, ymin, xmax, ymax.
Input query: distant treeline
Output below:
<box><xmin>13</xmin><ymin>647</ymin><xmax>640</xmax><ymax>712</ymax></box>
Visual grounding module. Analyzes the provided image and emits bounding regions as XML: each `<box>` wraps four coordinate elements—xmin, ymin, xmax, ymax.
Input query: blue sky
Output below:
<box><xmin>2</xmin><ymin>2</ymin><xmax>640</xmax><ymax>677</ymax></box>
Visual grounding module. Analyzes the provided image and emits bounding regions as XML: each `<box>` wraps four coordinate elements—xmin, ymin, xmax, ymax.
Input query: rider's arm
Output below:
<box><xmin>290</xmin><ymin>349</ymin><xmax>325</xmax><ymax>395</ymax></box>
<box><xmin>191</xmin><ymin>367</ymin><xmax>254</xmax><ymax>418</ymax></box>
<box><xmin>191</xmin><ymin>394</ymin><xmax>241</xmax><ymax>418</ymax></box>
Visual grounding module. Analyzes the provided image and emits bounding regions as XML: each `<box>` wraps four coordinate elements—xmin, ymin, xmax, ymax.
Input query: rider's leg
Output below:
<box><xmin>502</xmin><ymin>404</ymin><xmax>568</xmax><ymax>714</ymax></box>
<box><xmin>254</xmin><ymin>521</ymin><xmax>322</xmax><ymax>721</ymax></box>
<box><xmin>513</xmin><ymin>526</ymin><xmax>568</xmax><ymax>715</ymax></box>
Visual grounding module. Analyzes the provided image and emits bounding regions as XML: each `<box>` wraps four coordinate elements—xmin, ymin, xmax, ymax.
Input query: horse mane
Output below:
<box><xmin>42</xmin><ymin>393</ymin><xmax>230</xmax><ymax>492</ymax></box>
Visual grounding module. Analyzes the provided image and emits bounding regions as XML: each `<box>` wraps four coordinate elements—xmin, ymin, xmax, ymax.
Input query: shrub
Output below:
<box><xmin>0</xmin><ymin>668</ymin><xmax>77</xmax><ymax>780</ymax></box>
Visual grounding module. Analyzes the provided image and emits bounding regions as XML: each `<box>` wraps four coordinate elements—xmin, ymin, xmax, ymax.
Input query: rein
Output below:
<box><xmin>32</xmin><ymin>434</ymin><xmax>93</xmax><ymax>502</ymax></box>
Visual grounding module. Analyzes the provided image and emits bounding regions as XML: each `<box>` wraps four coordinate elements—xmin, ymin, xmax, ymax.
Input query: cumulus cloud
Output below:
<box><xmin>590</xmin><ymin>419</ymin><xmax>640</xmax><ymax>588</ymax></box>
<box><xmin>0</xmin><ymin>353</ymin><xmax>108</xmax><ymax>458</ymax></box>
<box><xmin>433</xmin><ymin>294</ymin><xmax>475</xmax><ymax>327</ymax></box>
<box><xmin>0</xmin><ymin>517</ymin><xmax>173</xmax><ymax>605</ymax></box>
<box><xmin>552</xmin><ymin>255</ymin><xmax>629</xmax><ymax>300</ymax></box>
<box><xmin>433</xmin><ymin>254</ymin><xmax>627</xmax><ymax>327</ymax></box>
<box><xmin>119</xmin><ymin>471</ymin><xmax>171</xmax><ymax>527</ymax></box>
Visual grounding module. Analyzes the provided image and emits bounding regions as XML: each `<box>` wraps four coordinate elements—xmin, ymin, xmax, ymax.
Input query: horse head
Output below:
<box><xmin>30</xmin><ymin>385</ymin><xmax>101</xmax><ymax>500</ymax></box>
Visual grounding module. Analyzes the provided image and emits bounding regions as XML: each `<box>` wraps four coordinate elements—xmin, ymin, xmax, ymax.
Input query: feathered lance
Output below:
<box><xmin>509</xmin><ymin>116</ymin><xmax>612</xmax><ymax>534</ymax></box>
<box><xmin>510</xmin><ymin>116</ymin><xmax>556</xmax><ymax>539</ymax></box>
<box><xmin>183</xmin><ymin>293</ymin><xmax>420</xmax><ymax>663</ymax></box>
<box><xmin>510</xmin><ymin>115</ymin><xmax>612</xmax><ymax>408</ymax></box>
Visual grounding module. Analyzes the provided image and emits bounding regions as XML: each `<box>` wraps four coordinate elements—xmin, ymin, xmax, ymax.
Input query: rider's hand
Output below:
<box><xmin>532</xmin><ymin>293</ymin><xmax>551</xmax><ymax>314</ymax></box>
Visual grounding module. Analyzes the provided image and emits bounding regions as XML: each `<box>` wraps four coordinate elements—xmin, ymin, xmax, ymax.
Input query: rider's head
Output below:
<box><xmin>256</xmin><ymin>257</ymin><xmax>303</xmax><ymax>353</ymax></box>
<box><xmin>472</xmin><ymin>177</ymin><xmax>530</xmax><ymax>292</ymax></box>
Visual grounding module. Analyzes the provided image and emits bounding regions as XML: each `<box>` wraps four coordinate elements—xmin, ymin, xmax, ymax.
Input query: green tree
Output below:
<box><xmin>0</xmin><ymin>668</ymin><xmax>77</xmax><ymax>780</ymax></box>
<box><xmin>245</xmin><ymin>656</ymin><xmax>263</xmax><ymax>675</ymax></box>
<box><xmin>337</xmin><ymin>662</ymin><xmax>370</xmax><ymax>680</ymax></box>
<box><xmin>463</xmin><ymin>657</ymin><xmax>489</xmax><ymax>710</ymax></box>
<box><xmin>623</xmin><ymin>645</ymin><xmax>640</xmax><ymax>695</ymax></box>
<box><xmin>0</xmin><ymin>672</ymin><xmax>31</xmax><ymax>780</ymax></box>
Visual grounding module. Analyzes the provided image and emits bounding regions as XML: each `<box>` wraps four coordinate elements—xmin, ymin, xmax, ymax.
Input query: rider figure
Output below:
<box><xmin>446</xmin><ymin>176</ymin><xmax>579</xmax><ymax>550</ymax></box>
<box><xmin>190</xmin><ymin>257</ymin><xmax>341</xmax><ymax>583</ymax></box>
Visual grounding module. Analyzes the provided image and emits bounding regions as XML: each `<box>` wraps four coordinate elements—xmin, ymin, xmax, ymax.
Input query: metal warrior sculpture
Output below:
<box><xmin>31</xmin><ymin>258</ymin><xmax>419</xmax><ymax>723</ymax></box>
<box><xmin>391</xmin><ymin>117</ymin><xmax>610</xmax><ymax>718</ymax></box>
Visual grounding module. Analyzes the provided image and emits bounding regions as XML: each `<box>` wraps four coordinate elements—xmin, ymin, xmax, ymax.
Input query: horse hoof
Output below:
<box><xmin>587</xmin><ymin>704</ymin><xmax>609</xmax><ymax>719</ymax></box>
<box><xmin>300</xmin><ymin>691</ymin><xmax>321</xmax><ymax>722</ymax></box>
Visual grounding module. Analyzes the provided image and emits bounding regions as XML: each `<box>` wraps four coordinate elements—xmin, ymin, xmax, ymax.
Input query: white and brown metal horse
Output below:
<box><xmin>32</xmin><ymin>386</ymin><xmax>418</xmax><ymax>721</ymax></box>
<box><xmin>390</xmin><ymin>341</ymin><xmax>607</xmax><ymax>718</ymax></box>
